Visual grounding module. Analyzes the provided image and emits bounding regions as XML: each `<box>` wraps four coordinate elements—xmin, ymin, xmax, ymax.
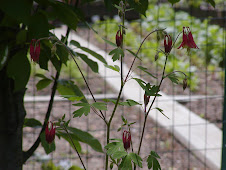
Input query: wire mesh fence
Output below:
<box><xmin>23</xmin><ymin>1</ymin><xmax>226</xmax><ymax>169</ymax></box>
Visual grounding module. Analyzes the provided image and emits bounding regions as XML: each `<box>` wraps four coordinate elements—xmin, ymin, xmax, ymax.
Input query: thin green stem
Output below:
<box><xmin>62</xmin><ymin>125</ymin><xmax>87</xmax><ymax>170</ymax></box>
<box><xmin>137</xmin><ymin>55</ymin><xmax>168</xmax><ymax>155</ymax></box>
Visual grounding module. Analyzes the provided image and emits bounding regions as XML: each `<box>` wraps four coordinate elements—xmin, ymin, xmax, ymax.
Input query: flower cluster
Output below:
<box><xmin>45</xmin><ymin>121</ymin><xmax>56</xmax><ymax>144</ymax></box>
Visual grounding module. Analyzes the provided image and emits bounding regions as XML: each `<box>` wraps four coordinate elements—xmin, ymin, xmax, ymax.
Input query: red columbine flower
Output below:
<box><xmin>30</xmin><ymin>39</ymin><xmax>40</xmax><ymax>62</ymax></box>
<box><xmin>178</xmin><ymin>27</ymin><xmax>199</xmax><ymax>50</ymax></box>
<box><xmin>116</xmin><ymin>30</ymin><xmax>122</xmax><ymax>47</ymax></box>
<box><xmin>45</xmin><ymin>121</ymin><xmax>56</xmax><ymax>144</ymax></box>
<box><xmin>122</xmin><ymin>130</ymin><xmax>131</xmax><ymax>150</ymax></box>
<box><xmin>164</xmin><ymin>34</ymin><xmax>172</xmax><ymax>54</ymax></box>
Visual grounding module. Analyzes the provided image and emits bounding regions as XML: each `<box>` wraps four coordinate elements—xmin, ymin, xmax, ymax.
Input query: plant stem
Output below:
<box><xmin>137</xmin><ymin>55</ymin><xmax>168</xmax><ymax>155</ymax></box>
<box><xmin>62</xmin><ymin>124</ymin><xmax>87</xmax><ymax>170</ymax></box>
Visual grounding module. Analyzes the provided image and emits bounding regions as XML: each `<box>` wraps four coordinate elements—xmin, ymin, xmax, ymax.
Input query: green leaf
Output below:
<box><xmin>119</xmin><ymin>155</ymin><xmax>132</xmax><ymax>170</ymax></box>
<box><xmin>127</xmin><ymin>0</ymin><xmax>148</xmax><ymax>16</ymax></box>
<box><xmin>102</xmin><ymin>98</ymin><xmax>117</xmax><ymax>104</ymax></box>
<box><xmin>104</xmin><ymin>141</ymin><xmax>124</xmax><ymax>156</ymax></box>
<box><xmin>121</xmin><ymin>115</ymin><xmax>127</xmax><ymax>124</ymax></box>
<box><xmin>23</xmin><ymin>118</ymin><xmax>42</xmax><ymax>128</ymax></box>
<box><xmin>50</xmin><ymin>1</ymin><xmax>79</xmax><ymax>31</ymax></box>
<box><xmin>120</xmin><ymin>99</ymin><xmax>141</xmax><ymax>106</ymax></box>
<box><xmin>28</xmin><ymin>11</ymin><xmax>49</xmax><ymax>39</ymax></box>
<box><xmin>167</xmin><ymin>0</ymin><xmax>180</xmax><ymax>5</ymax></box>
<box><xmin>129</xmin><ymin>153</ymin><xmax>143</xmax><ymax>168</ymax></box>
<box><xmin>7</xmin><ymin>49</ymin><xmax>31</xmax><ymax>92</ymax></box>
<box><xmin>56</xmin><ymin>44</ymin><xmax>69</xmax><ymax>64</ymax></box>
<box><xmin>147</xmin><ymin>151</ymin><xmax>161</xmax><ymax>170</ymax></box>
<box><xmin>126</xmin><ymin>49</ymin><xmax>141</xmax><ymax>61</ymax></box>
<box><xmin>207</xmin><ymin>0</ymin><xmax>215</xmax><ymax>8</ymax></box>
<box><xmin>109</xmin><ymin>48</ymin><xmax>124</xmax><ymax>62</ymax></box>
<box><xmin>61</xmin><ymin>95</ymin><xmax>84</xmax><ymax>102</ymax></box>
<box><xmin>57</xmin><ymin>80</ymin><xmax>87</xmax><ymax>103</ymax></box>
<box><xmin>92</xmin><ymin>102</ymin><xmax>107</xmax><ymax>110</ymax></box>
<box><xmin>137</xmin><ymin>66</ymin><xmax>157</xmax><ymax>79</ymax></box>
<box><xmin>104</xmin><ymin>64</ymin><xmax>120</xmax><ymax>72</ymax></box>
<box><xmin>73</xmin><ymin>103</ymin><xmax>90</xmax><ymax>117</ymax></box>
<box><xmin>77</xmin><ymin>52</ymin><xmax>98</xmax><ymax>73</ymax></box>
<box><xmin>166</xmin><ymin>73</ymin><xmax>179</xmax><ymax>84</ymax></box>
<box><xmin>16</xmin><ymin>30</ymin><xmax>27</xmax><ymax>44</ymax></box>
<box><xmin>69</xmin><ymin>165</ymin><xmax>84</xmax><ymax>170</ymax></box>
<box><xmin>111</xmin><ymin>151</ymin><xmax>128</xmax><ymax>159</ymax></box>
<box><xmin>146</xmin><ymin>85</ymin><xmax>161</xmax><ymax>97</ymax></box>
<box><xmin>154</xmin><ymin>107</ymin><xmax>169</xmax><ymax>119</ymax></box>
<box><xmin>132</xmin><ymin>78</ymin><xmax>147</xmax><ymax>91</ymax></box>
<box><xmin>0</xmin><ymin>45</ymin><xmax>8</xmax><ymax>71</ymax></box>
<box><xmin>0</xmin><ymin>0</ymin><xmax>32</xmax><ymax>24</ymax></box>
<box><xmin>70</xmin><ymin>40</ymin><xmax>107</xmax><ymax>64</ymax></box>
<box><xmin>36</xmin><ymin>78</ymin><xmax>52</xmax><ymax>91</ymax></box>
<box><xmin>57</xmin><ymin>131</ymin><xmax>82</xmax><ymax>153</ymax></box>
<box><xmin>102</xmin><ymin>37</ymin><xmax>117</xmax><ymax>47</ymax></box>
<box><xmin>40</xmin><ymin>132</ymin><xmax>55</xmax><ymax>154</ymax></box>
<box><xmin>67</xmin><ymin>127</ymin><xmax>103</xmax><ymax>153</ymax></box>
<box><xmin>39</xmin><ymin>41</ymin><xmax>51</xmax><ymax>70</ymax></box>
<box><xmin>35</xmin><ymin>73</ymin><xmax>48</xmax><ymax>79</ymax></box>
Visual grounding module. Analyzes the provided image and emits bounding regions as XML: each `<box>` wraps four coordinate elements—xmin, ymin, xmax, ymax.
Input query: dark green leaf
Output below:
<box><xmin>67</xmin><ymin>127</ymin><xmax>103</xmax><ymax>153</ymax></box>
<box><xmin>61</xmin><ymin>95</ymin><xmax>84</xmax><ymax>102</ymax></box>
<box><xmin>57</xmin><ymin>131</ymin><xmax>81</xmax><ymax>153</ymax></box>
<box><xmin>73</xmin><ymin>103</ymin><xmax>90</xmax><ymax>117</ymax></box>
<box><xmin>70</xmin><ymin>40</ymin><xmax>107</xmax><ymax>64</ymax></box>
<box><xmin>0</xmin><ymin>0</ymin><xmax>32</xmax><ymax>24</ymax></box>
<box><xmin>166</xmin><ymin>73</ymin><xmax>179</xmax><ymax>84</ymax></box>
<box><xmin>56</xmin><ymin>44</ymin><xmax>69</xmax><ymax>64</ymax></box>
<box><xmin>57</xmin><ymin>80</ymin><xmax>87</xmax><ymax>103</ymax></box>
<box><xmin>147</xmin><ymin>151</ymin><xmax>161</xmax><ymax>170</ymax></box>
<box><xmin>109</xmin><ymin>48</ymin><xmax>124</xmax><ymax>62</ymax></box>
<box><xmin>120</xmin><ymin>99</ymin><xmax>141</xmax><ymax>106</ymax></box>
<box><xmin>92</xmin><ymin>102</ymin><xmax>107</xmax><ymax>110</ymax></box>
<box><xmin>167</xmin><ymin>0</ymin><xmax>180</xmax><ymax>5</ymax></box>
<box><xmin>7</xmin><ymin>49</ymin><xmax>31</xmax><ymax>92</ymax></box>
<box><xmin>105</xmin><ymin>141</ymin><xmax>124</xmax><ymax>156</ymax></box>
<box><xmin>36</xmin><ymin>78</ymin><xmax>52</xmax><ymax>91</ymax></box>
<box><xmin>102</xmin><ymin>98</ymin><xmax>117</xmax><ymax>104</ymax></box>
<box><xmin>23</xmin><ymin>118</ymin><xmax>42</xmax><ymax>128</ymax></box>
<box><xmin>111</xmin><ymin>151</ymin><xmax>128</xmax><ymax>159</ymax></box>
<box><xmin>129</xmin><ymin>153</ymin><xmax>143</xmax><ymax>168</ymax></box>
<box><xmin>16</xmin><ymin>30</ymin><xmax>27</xmax><ymax>44</ymax></box>
<box><xmin>154</xmin><ymin>107</ymin><xmax>169</xmax><ymax>119</ymax></box>
<box><xmin>121</xmin><ymin>115</ymin><xmax>127</xmax><ymax>124</ymax></box>
<box><xmin>50</xmin><ymin>1</ymin><xmax>79</xmax><ymax>31</ymax></box>
<box><xmin>132</xmin><ymin>78</ymin><xmax>147</xmax><ymax>91</ymax></box>
<box><xmin>39</xmin><ymin>41</ymin><xmax>51</xmax><ymax>70</ymax></box>
<box><xmin>137</xmin><ymin>66</ymin><xmax>157</xmax><ymax>79</ymax></box>
<box><xmin>127</xmin><ymin>0</ymin><xmax>148</xmax><ymax>16</ymax></box>
<box><xmin>28</xmin><ymin>11</ymin><xmax>49</xmax><ymax>39</ymax></box>
<box><xmin>77</xmin><ymin>52</ymin><xmax>98</xmax><ymax>73</ymax></box>
<box><xmin>119</xmin><ymin>155</ymin><xmax>132</xmax><ymax>170</ymax></box>
<box><xmin>207</xmin><ymin>0</ymin><xmax>215</xmax><ymax>8</ymax></box>
<box><xmin>35</xmin><ymin>73</ymin><xmax>48</xmax><ymax>79</ymax></box>
<box><xmin>40</xmin><ymin>132</ymin><xmax>55</xmax><ymax>154</ymax></box>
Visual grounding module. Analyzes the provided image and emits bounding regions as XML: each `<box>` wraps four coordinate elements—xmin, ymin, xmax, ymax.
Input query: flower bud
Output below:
<box><xmin>45</xmin><ymin>121</ymin><xmax>56</xmax><ymax>144</ymax></box>
<box><xmin>183</xmin><ymin>78</ymin><xmax>187</xmax><ymax>90</ymax></box>
<box><xmin>30</xmin><ymin>39</ymin><xmax>40</xmax><ymax>62</ymax></box>
<box><xmin>122</xmin><ymin>130</ymin><xmax>131</xmax><ymax>150</ymax></box>
<box><xmin>116</xmin><ymin>30</ymin><xmax>122</xmax><ymax>47</ymax></box>
<box><xmin>155</xmin><ymin>51</ymin><xmax>159</xmax><ymax>61</ymax></box>
<box><xmin>144</xmin><ymin>94</ymin><xmax>150</xmax><ymax>108</ymax></box>
<box><xmin>164</xmin><ymin>34</ymin><xmax>172</xmax><ymax>54</ymax></box>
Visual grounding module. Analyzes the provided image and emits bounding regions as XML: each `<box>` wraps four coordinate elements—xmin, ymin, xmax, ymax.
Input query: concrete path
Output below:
<box><xmin>53</xmin><ymin>27</ymin><xmax>222</xmax><ymax>169</ymax></box>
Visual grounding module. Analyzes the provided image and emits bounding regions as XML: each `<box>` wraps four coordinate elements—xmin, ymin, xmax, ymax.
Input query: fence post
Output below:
<box><xmin>221</xmin><ymin>41</ymin><xmax>226</xmax><ymax>169</ymax></box>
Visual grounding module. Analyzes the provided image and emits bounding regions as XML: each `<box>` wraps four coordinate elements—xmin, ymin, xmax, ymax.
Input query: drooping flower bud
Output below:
<box><xmin>30</xmin><ymin>39</ymin><xmax>40</xmax><ymax>62</ymax></box>
<box><xmin>116</xmin><ymin>30</ymin><xmax>122</xmax><ymax>47</ymax></box>
<box><xmin>178</xmin><ymin>27</ymin><xmax>199</xmax><ymax>50</ymax></box>
<box><xmin>183</xmin><ymin>78</ymin><xmax>187</xmax><ymax>91</ymax></box>
<box><xmin>45</xmin><ymin>121</ymin><xmax>56</xmax><ymax>144</ymax></box>
<box><xmin>144</xmin><ymin>94</ymin><xmax>150</xmax><ymax>108</ymax></box>
<box><xmin>164</xmin><ymin>34</ymin><xmax>172</xmax><ymax>54</ymax></box>
<box><xmin>122</xmin><ymin>130</ymin><xmax>131</xmax><ymax>150</ymax></box>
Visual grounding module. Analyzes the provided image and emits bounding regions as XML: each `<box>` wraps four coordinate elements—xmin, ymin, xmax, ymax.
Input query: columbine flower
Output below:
<box><xmin>122</xmin><ymin>130</ymin><xmax>131</xmax><ymax>150</ymax></box>
<box><xmin>178</xmin><ymin>27</ymin><xmax>199</xmax><ymax>50</ymax></box>
<box><xmin>116</xmin><ymin>30</ymin><xmax>122</xmax><ymax>47</ymax></box>
<box><xmin>164</xmin><ymin>34</ymin><xmax>172</xmax><ymax>54</ymax></box>
<box><xmin>45</xmin><ymin>121</ymin><xmax>56</xmax><ymax>144</ymax></box>
<box><xmin>30</xmin><ymin>39</ymin><xmax>40</xmax><ymax>62</ymax></box>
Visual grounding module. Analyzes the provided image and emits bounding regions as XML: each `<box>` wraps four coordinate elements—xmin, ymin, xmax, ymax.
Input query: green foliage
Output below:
<box><xmin>104</xmin><ymin>139</ymin><xmax>126</xmax><ymax>158</ymax></box>
<box><xmin>109</xmin><ymin>47</ymin><xmax>124</xmax><ymax>62</ymax></box>
<box><xmin>23</xmin><ymin>118</ymin><xmax>42</xmax><ymax>128</ymax></box>
<box><xmin>40</xmin><ymin>132</ymin><xmax>56</xmax><ymax>155</ymax></box>
<box><xmin>104</xmin><ymin>64</ymin><xmax>120</xmax><ymax>72</ymax></box>
<box><xmin>36</xmin><ymin>78</ymin><xmax>52</xmax><ymax>91</ymax></box>
<box><xmin>41</xmin><ymin>161</ymin><xmax>62</xmax><ymax>170</ymax></box>
<box><xmin>147</xmin><ymin>151</ymin><xmax>161</xmax><ymax>170</ymax></box>
<box><xmin>154</xmin><ymin>107</ymin><xmax>169</xmax><ymax>119</ymax></box>
<box><xmin>129</xmin><ymin>153</ymin><xmax>143</xmax><ymax>168</ymax></box>
<box><xmin>7</xmin><ymin>49</ymin><xmax>31</xmax><ymax>92</ymax></box>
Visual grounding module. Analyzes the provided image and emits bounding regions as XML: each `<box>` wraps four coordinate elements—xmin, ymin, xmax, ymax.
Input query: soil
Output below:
<box><xmin>22</xmin><ymin>26</ymin><xmax>223</xmax><ymax>169</ymax></box>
